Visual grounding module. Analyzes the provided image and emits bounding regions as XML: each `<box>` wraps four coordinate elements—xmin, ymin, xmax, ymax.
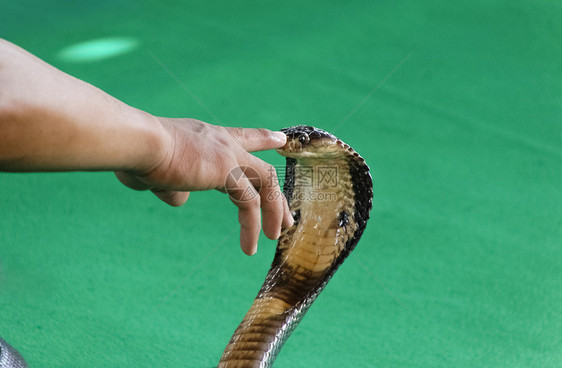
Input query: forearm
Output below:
<box><xmin>0</xmin><ymin>39</ymin><xmax>169</xmax><ymax>173</ymax></box>
<box><xmin>0</xmin><ymin>39</ymin><xmax>292</xmax><ymax>254</ymax></box>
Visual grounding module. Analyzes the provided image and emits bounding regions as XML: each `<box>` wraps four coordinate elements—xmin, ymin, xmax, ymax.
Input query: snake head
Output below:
<box><xmin>277</xmin><ymin>125</ymin><xmax>345</xmax><ymax>159</ymax></box>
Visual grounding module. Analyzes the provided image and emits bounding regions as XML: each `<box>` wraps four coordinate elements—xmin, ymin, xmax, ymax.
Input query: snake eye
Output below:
<box><xmin>298</xmin><ymin>134</ymin><xmax>310</xmax><ymax>145</ymax></box>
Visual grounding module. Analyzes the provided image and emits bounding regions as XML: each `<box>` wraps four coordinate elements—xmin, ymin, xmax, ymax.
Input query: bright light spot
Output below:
<box><xmin>57</xmin><ymin>37</ymin><xmax>139</xmax><ymax>63</ymax></box>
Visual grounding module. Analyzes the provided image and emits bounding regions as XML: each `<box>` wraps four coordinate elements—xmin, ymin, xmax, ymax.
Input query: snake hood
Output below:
<box><xmin>277</xmin><ymin>125</ymin><xmax>372</xmax><ymax>239</ymax></box>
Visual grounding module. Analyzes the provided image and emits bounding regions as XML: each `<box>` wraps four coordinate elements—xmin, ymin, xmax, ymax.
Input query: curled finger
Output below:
<box><xmin>248</xmin><ymin>160</ymin><xmax>286</xmax><ymax>240</ymax></box>
<box><xmin>225</xmin><ymin>167</ymin><xmax>262</xmax><ymax>255</ymax></box>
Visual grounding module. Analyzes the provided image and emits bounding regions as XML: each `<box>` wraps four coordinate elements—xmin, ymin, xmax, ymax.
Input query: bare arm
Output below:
<box><xmin>0</xmin><ymin>39</ymin><xmax>292</xmax><ymax>255</ymax></box>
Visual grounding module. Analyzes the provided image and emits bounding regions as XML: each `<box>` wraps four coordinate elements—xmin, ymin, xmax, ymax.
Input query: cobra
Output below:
<box><xmin>218</xmin><ymin>125</ymin><xmax>373</xmax><ymax>368</ymax></box>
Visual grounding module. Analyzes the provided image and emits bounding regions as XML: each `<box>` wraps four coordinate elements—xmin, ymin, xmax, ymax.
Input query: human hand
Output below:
<box><xmin>0</xmin><ymin>39</ymin><xmax>291</xmax><ymax>254</ymax></box>
<box><xmin>115</xmin><ymin>118</ymin><xmax>294</xmax><ymax>255</ymax></box>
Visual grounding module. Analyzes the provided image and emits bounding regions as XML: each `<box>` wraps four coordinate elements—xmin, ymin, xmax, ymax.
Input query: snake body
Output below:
<box><xmin>0</xmin><ymin>338</ymin><xmax>28</xmax><ymax>368</ymax></box>
<box><xmin>218</xmin><ymin>125</ymin><xmax>373</xmax><ymax>368</ymax></box>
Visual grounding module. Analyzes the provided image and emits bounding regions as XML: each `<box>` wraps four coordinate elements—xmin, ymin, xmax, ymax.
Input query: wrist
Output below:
<box><xmin>124</xmin><ymin>111</ymin><xmax>173</xmax><ymax>175</ymax></box>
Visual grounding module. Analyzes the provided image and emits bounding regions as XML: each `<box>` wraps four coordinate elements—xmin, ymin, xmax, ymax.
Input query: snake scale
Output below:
<box><xmin>218</xmin><ymin>125</ymin><xmax>373</xmax><ymax>367</ymax></box>
<box><xmin>0</xmin><ymin>338</ymin><xmax>28</xmax><ymax>368</ymax></box>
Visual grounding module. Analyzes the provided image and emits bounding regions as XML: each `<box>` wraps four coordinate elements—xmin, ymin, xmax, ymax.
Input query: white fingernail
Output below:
<box><xmin>273</xmin><ymin>132</ymin><xmax>287</xmax><ymax>143</ymax></box>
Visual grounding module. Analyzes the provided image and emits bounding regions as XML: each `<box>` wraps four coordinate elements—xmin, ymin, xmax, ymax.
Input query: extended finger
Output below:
<box><xmin>227</xmin><ymin>127</ymin><xmax>286</xmax><ymax>152</ymax></box>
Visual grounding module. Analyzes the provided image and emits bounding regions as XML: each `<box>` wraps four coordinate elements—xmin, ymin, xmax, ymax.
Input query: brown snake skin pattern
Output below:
<box><xmin>218</xmin><ymin>126</ymin><xmax>373</xmax><ymax>368</ymax></box>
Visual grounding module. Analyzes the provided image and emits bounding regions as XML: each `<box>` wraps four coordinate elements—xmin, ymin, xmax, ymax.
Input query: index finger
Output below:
<box><xmin>226</xmin><ymin>127</ymin><xmax>286</xmax><ymax>152</ymax></box>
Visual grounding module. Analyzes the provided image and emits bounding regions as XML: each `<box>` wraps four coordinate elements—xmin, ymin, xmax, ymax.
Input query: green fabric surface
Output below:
<box><xmin>1</xmin><ymin>1</ymin><xmax>561</xmax><ymax>367</ymax></box>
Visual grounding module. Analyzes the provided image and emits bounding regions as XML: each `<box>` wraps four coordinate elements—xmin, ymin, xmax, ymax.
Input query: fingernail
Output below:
<box><xmin>287</xmin><ymin>213</ymin><xmax>295</xmax><ymax>228</ymax></box>
<box><xmin>273</xmin><ymin>131</ymin><xmax>287</xmax><ymax>144</ymax></box>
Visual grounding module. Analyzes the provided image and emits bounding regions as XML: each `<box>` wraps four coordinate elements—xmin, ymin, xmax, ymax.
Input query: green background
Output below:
<box><xmin>1</xmin><ymin>1</ymin><xmax>561</xmax><ymax>367</ymax></box>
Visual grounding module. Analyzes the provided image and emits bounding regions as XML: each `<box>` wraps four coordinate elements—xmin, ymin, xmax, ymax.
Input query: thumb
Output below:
<box><xmin>227</xmin><ymin>127</ymin><xmax>286</xmax><ymax>152</ymax></box>
<box><xmin>151</xmin><ymin>189</ymin><xmax>191</xmax><ymax>207</ymax></box>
